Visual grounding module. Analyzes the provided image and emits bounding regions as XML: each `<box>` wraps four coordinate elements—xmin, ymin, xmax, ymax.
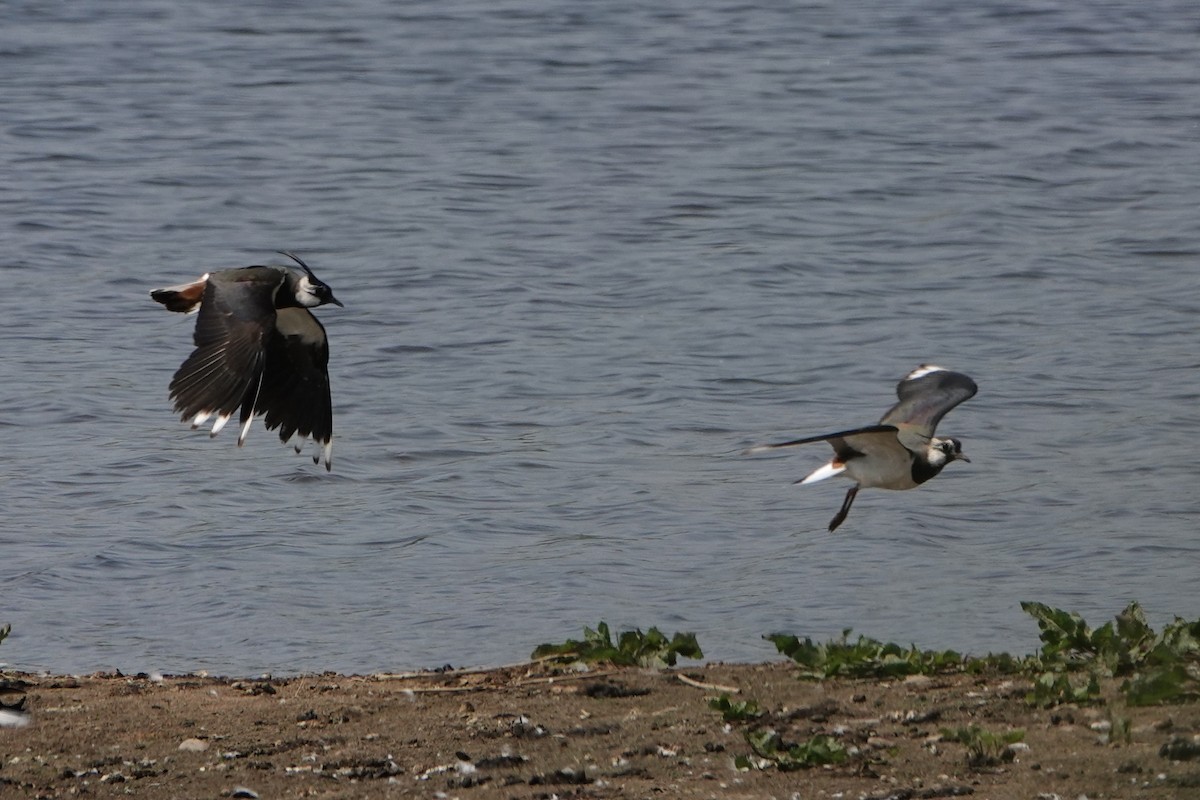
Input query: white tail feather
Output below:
<box><xmin>797</xmin><ymin>461</ymin><xmax>845</xmax><ymax>485</ymax></box>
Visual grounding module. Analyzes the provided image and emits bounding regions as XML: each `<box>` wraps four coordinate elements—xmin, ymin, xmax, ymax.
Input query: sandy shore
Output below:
<box><xmin>2</xmin><ymin>661</ymin><xmax>1198</xmax><ymax>799</ymax></box>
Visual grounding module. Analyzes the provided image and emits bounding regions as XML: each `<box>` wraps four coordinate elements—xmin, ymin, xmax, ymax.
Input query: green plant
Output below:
<box><xmin>767</xmin><ymin>629</ymin><xmax>965</xmax><ymax>679</ymax></box>
<box><xmin>1107</xmin><ymin>709</ymin><xmax>1132</xmax><ymax>745</ymax></box>
<box><xmin>1022</xmin><ymin>602</ymin><xmax>1200</xmax><ymax>707</ymax></box>
<box><xmin>531</xmin><ymin>622</ymin><xmax>702</xmax><ymax>669</ymax></box>
<box><xmin>1025</xmin><ymin>671</ymin><xmax>1101</xmax><ymax>708</ymax></box>
<box><xmin>708</xmin><ymin>693</ymin><xmax>763</xmax><ymax>722</ymax></box>
<box><xmin>1022</xmin><ymin>601</ymin><xmax>1156</xmax><ymax>674</ymax></box>
<box><xmin>940</xmin><ymin>725</ymin><xmax>1025</xmax><ymax>769</ymax></box>
<box><xmin>740</xmin><ymin>729</ymin><xmax>847</xmax><ymax>771</ymax></box>
<box><xmin>1123</xmin><ymin>664</ymin><xmax>1200</xmax><ymax>706</ymax></box>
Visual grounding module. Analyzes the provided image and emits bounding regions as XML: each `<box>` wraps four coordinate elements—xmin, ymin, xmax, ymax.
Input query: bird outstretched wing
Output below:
<box><xmin>879</xmin><ymin>365</ymin><xmax>976</xmax><ymax>451</ymax></box>
<box><xmin>745</xmin><ymin>424</ymin><xmax>899</xmax><ymax>456</ymax></box>
<box><xmin>255</xmin><ymin>308</ymin><xmax>334</xmax><ymax>470</ymax></box>
<box><xmin>167</xmin><ymin>268</ymin><xmax>284</xmax><ymax>433</ymax></box>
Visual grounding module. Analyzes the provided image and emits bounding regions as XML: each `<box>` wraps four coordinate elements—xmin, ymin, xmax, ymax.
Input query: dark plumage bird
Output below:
<box><xmin>151</xmin><ymin>252</ymin><xmax>342</xmax><ymax>470</ymax></box>
<box><xmin>747</xmin><ymin>365</ymin><xmax>977</xmax><ymax>531</ymax></box>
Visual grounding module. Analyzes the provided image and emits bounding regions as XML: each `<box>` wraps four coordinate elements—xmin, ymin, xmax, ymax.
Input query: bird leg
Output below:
<box><xmin>828</xmin><ymin>486</ymin><xmax>859</xmax><ymax>532</ymax></box>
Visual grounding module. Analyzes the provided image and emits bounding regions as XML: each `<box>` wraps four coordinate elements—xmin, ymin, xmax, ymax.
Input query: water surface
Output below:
<box><xmin>2</xmin><ymin>0</ymin><xmax>1199</xmax><ymax>675</ymax></box>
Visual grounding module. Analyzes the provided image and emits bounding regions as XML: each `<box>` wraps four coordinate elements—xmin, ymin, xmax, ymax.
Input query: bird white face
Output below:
<box><xmin>295</xmin><ymin>274</ymin><xmax>325</xmax><ymax>307</ymax></box>
<box><xmin>927</xmin><ymin>437</ymin><xmax>966</xmax><ymax>467</ymax></box>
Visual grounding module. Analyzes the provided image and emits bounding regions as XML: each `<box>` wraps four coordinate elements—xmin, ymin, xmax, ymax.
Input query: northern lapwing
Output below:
<box><xmin>747</xmin><ymin>365</ymin><xmax>977</xmax><ymax>531</ymax></box>
<box><xmin>151</xmin><ymin>252</ymin><xmax>342</xmax><ymax>470</ymax></box>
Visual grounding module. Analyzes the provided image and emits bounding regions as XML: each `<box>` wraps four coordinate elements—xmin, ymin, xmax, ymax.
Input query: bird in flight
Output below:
<box><xmin>151</xmin><ymin>252</ymin><xmax>342</xmax><ymax>470</ymax></box>
<box><xmin>747</xmin><ymin>365</ymin><xmax>977</xmax><ymax>531</ymax></box>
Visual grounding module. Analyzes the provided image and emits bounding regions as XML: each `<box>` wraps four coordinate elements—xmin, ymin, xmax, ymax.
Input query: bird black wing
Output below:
<box><xmin>878</xmin><ymin>365</ymin><xmax>977</xmax><ymax>451</ymax></box>
<box><xmin>167</xmin><ymin>268</ymin><xmax>283</xmax><ymax>429</ymax></box>
<box><xmin>254</xmin><ymin>307</ymin><xmax>334</xmax><ymax>470</ymax></box>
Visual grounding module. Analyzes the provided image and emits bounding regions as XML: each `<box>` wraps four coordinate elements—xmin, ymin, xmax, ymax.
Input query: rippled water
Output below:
<box><xmin>2</xmin><ymin>0</ymin><xmax>1199</xmax><ymax>675</ymax></box>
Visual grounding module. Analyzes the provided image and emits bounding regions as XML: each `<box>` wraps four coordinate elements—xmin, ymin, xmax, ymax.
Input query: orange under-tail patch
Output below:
<box><xmin>150</xmin><ymin>278</ymin><xmax>207</xmax><ymax>313</ymax></box>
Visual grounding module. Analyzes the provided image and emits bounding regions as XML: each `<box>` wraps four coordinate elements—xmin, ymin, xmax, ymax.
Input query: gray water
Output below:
<box><xmin>2</xmin><ymin>0</ymin><xmax>1199</xmax><ymax>676</ymax></box>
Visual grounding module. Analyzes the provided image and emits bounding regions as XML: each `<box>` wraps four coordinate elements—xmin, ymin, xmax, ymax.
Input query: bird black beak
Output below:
<box><xmin>329</xmin><ymin>293</ymin><xmax>344</xmax><ymax>308</ymax></box>
<box><xmin>958</xmin><ymin>453</ymin><xmax>971</xmax><ymax>463</ymax></box>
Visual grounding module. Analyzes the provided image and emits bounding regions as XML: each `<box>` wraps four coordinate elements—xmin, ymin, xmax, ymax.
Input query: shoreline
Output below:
<box><xmin>3</xmin><ymin>660</ymin><xmax>1197</xmax><ymax>798</ymax></box>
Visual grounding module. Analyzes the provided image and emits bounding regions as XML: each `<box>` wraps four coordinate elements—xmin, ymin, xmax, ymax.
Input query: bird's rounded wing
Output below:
<box><xmin>878</xmin><ymin>365</ymin><xmax>976</xmax><ymax>449</ymax></box>
<box><xmin>167</xmin><ymin>268</ymin><xmax>284</xmax><ymax>429</ymax></box>
<box><xmin>255</xmin><ymin>307</ymin><xmax>334</xmax><ymax>470</ymax></box>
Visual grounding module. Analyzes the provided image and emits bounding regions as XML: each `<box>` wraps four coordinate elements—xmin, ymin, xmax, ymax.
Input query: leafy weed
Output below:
<box><xmin>1022</xmin><ymin>601</ymin><xmax>1200</xmax><ymax>706</ymax></box>
<box><xmin>532</xmin><ymin>622</ymin><xmax>702</xmax><ymax>669</ymax></box>
<box><xmin>741</xmin><ymin>729</ymin><xmax>847</xmax><ymax>771</ymax></box>
<box><xmin>767</xmin><ymin>629</ymin><xmax>966</xmax><ymax>679</ymax></box>
<box><xmin>940</xmin><ymin>725</ymin><xmax>1025</xmax><ymax>769</ymax></box>
<box><xmin>708</xmin><ymin>693</ymin><xmax>763</xmax><ymax>722</ymax></box>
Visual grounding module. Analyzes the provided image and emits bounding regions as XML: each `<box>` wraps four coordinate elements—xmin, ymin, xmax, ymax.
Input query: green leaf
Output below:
<box><xmin>708</xmin><ymin>694</ymin><xmax>763</xmax><ymax>722</ymax></box>
<box><xmin>1123</xmin><ymin>664</ymin><xmax>1200</xmax><ymax>706</ymax></box>
<box><xmin>532</xmin><ymin>622</ymin><xmax>702</xmax><ymax>668</ymax></box>
<box><xmin>1025</xmin><ymin>670</ymin><xmax>1101</xmax><ymax>708</ymax></box>
<box><xmin>1021</xmin><ymin>601</ymin><xmax>1098</xmax><ymax>664</ymax></box>
<box><xmin>767</xmin><ymin>630</ymin><xmax>964</xmax><ymax>679</ymax></box>
<box><xmin>744</xmin><ymin>729</ymin><xmax>847</xmax><ymax>770</ymax></box>
<box><xmin>940</xmin><ymin>725</ymin><xmax>1026</xmax><ymax>768</ymax></box>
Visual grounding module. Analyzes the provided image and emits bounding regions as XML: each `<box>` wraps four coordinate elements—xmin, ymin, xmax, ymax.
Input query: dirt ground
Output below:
<box><xmin>2</xmin><ymin>661</ymin><xmax>1199</xmax><ymax>799</ymax></box>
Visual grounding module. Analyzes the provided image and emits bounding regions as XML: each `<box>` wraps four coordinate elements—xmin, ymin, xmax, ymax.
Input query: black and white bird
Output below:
<box><xmin>151</xmin><ymin>252</ymin><xmax>342</xmax><ymax>470</ymax></box>
<box><xmin>748</xmin><ymin>365</ymin><xmax>977</xmax><ymax>531</ymax></box>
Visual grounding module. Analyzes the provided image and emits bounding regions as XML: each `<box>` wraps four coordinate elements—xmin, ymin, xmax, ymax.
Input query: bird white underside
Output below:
<box><xmin>843</xmin><ymin>452</ymin><xmax>921</xmax><ymax>490</ymax></box>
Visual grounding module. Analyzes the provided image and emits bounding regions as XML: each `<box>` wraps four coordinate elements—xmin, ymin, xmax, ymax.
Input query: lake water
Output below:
<box><xmin>2</xmin><ymin>0</ymin><xmax>1199</xmax><ymax>676</ymax></box>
